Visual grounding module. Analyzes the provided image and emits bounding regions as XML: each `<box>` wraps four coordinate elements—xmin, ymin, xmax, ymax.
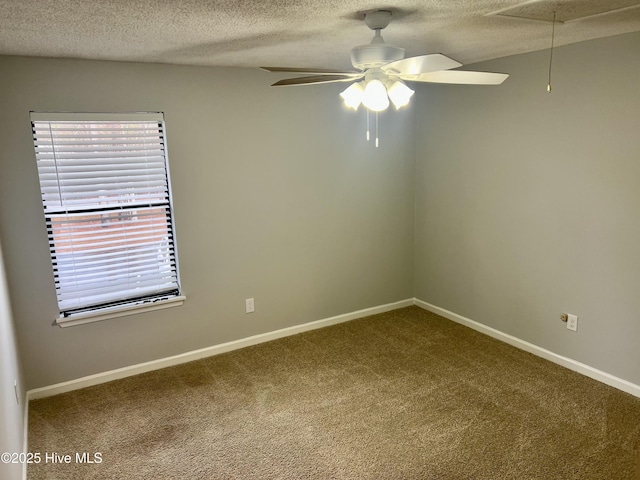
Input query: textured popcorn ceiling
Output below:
<box><xmin>1</xmin><ymin>0</ymin><xmax>639</xmax><ymax>69</ymax></box>
<box><xmin>490</xmin><ymin>0</ymin><xmax>640</xmax><ymax>23</ymax></box>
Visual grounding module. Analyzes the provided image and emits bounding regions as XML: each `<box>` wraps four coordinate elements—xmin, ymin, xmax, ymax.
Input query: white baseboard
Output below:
<box><xmin>413</xmin><ymin>298</ymin><xmax>640</xmax><ymax>399</ymax></box>
<box><xmin>27</xmin><ymin>298</ymin><xmax>413</xmax><ymax>401</ymax></box>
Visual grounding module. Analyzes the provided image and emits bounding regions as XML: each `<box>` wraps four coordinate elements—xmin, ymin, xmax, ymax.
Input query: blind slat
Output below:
<box><xmin>57</xmin><ymin>283</ymin><xmax>178</xmax><ymax>309</ymax></box>
<box><xmin>56</xmin><ymin>278</ymin><xmax>178</xmax><ymax>299</ymax></box>
<box><xmin>55</xmin><ymin>264</ymin><xmax>177</xmax><ymax>285</ymax></box>
<box><xmin>40</xmin><ymin>179</ymin><xmax>168</xmax><ymax>193</ymax></box>
<box><xmin>53</xmin><ymin>252</ymin><xmax>176</xmax><ymax>272</ymax></box>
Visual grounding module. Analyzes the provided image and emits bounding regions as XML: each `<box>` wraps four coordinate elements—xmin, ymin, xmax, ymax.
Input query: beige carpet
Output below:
<box><xmin>28</xmin><ymin>306</ymin><xmax>640</xmax><ymax>479</ymax></box>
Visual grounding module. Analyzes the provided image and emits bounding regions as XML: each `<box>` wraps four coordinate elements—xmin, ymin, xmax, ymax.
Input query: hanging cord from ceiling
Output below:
<box><xmin>547</xmin><ymin>11</ymin><xmax>557</xmax><ymax>93</ymax></box>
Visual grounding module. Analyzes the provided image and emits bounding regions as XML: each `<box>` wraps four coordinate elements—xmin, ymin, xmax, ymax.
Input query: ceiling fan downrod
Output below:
<box><xmin>351</xmin><ymin>10</ymin><xmax>404</xmax><ymax>70</ymax></box>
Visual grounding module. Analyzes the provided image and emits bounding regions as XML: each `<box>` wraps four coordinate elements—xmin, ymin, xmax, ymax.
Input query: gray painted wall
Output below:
<box><xmin>0</xmin><ymin>240</ymin><xmax>24</xmax><ymax>480</ymax></box>
<box><xmin>1</xmin><ymin>32</ymin><xmax>638</xmax><ymax>394</ymax></box>
<box><xmin>0</xmin><ymin>56</ymin><xmax>416</xmax><ymax>389</ymax></box>
<box><xmin>414</xmin><ymin>32</ymin><xmax>640</xmax><ymax>386</ymax></box>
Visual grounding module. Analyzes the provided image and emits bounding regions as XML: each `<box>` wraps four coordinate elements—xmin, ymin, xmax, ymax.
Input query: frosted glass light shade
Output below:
<box><xmin>387</xmin><ymin>81</ymin><xmax>414</xmax><ymax>109</ymax></box>
<box><xmin>340</xmin><ymin>82</ymin><xmax>364</xmax><ymax>110</ymax></box>
<box><xmin>362</xmin><ymin>79</ymin><xmax>389</xmax><ymax>112</ymax></box>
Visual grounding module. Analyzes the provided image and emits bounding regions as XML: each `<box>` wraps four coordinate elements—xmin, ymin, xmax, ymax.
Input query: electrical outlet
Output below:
<box><xmin>245</xmin><ymin>298</ymin><xmax>255</xmax><ymax>314</ymax></box>
<box><xmin>567</xmin><ymin>314</ymin><xmax>578</xmax><ymax>332</ymax></box>
<box><xmin>14</xmin><ymin>380</ymin><xmax>19</xmax><ymax>405</ymax></box>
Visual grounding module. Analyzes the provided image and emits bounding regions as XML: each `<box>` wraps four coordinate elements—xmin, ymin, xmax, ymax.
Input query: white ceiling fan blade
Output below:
<box><xmin>381</xmin><ymin>54</ymin><xmax>462</xmax><ymax>76</ymax></box>
<box><xmin>271</xmin><ymin>74</ymin><xmax>363</xmax><ymax>87</ymax></box>
<box><xmin>406</xmin><ymin>70</ymin><xmax>509</xmax><ymax>85</ymax></box>
<box><xmin>261</xmin><ymin>66</ymin><xmax>362</xmax><ymax>75</ymax></box>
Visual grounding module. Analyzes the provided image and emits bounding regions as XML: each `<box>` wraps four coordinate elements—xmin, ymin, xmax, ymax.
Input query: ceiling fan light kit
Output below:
<box><xmin>341</xmin><ymin>78</ymin><xmax>414</xmax><ymax>112</ymax></box>
<box><xmin>262</xmin><ymin>9</ymin><xmax>509</xmax><ymax>145</ymax></box>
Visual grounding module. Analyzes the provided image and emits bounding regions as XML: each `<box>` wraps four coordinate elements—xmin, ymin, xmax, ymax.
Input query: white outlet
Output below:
<box><xmin>245</xmin><ymin>298</ymin><xmax>255</xmax><ymax>314</ymax></box>
<box><xmin>567</xmin><ymin>314</ymin><xmax>578</xmax><ymax>332</ymax></box>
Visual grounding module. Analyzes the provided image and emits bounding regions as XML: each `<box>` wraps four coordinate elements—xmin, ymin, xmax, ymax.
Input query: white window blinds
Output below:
<box><xmin>30</xmin><ymin>112</ymin><xmax>181</xmax><ymax>320</ymax></box>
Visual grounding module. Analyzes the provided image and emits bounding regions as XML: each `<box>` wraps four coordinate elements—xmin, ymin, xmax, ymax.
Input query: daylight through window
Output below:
<box><xmin>30</xmin><ymin>112</ymin><xmax>182</xmax><ymax>325</ymax></box>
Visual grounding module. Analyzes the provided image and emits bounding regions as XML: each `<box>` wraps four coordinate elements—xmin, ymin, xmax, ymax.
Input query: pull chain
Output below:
<box><xmin>366</xmin><ymin>109</ymin><xmax>370</xmax><ymax>141</ymax></box>
<box><xmin>364</xmin><ymin>109</ymin><xmax>380</xmax><ymax>147</ymax></box>
<box><xmin>547</xmin><ymin>11</ymin><xmax>556</xmax><ymax>93</ymax></box>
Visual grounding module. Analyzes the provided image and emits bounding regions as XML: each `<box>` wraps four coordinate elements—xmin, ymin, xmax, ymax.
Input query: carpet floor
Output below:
<box><xmin>28</xmin><ymin>306</ymin><xmax>640</xmax><ymax>479</ymax></box>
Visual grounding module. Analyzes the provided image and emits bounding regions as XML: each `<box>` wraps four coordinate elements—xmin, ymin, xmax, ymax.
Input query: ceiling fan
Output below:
<box><xmin>261</xmin><ymin>10</ymin><xmax>509</xmax><ymax>114</ymax></box>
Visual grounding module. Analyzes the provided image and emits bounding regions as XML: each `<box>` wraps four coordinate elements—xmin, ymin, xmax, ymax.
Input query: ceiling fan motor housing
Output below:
<box><xmin>351</xmin><ymin>44</ymin><xmax>405</xmax><ymax>70</ymax></box>
<box><xmin>263</xmin><ymin>8</ymin><xmax>508</xmax><ymax>88</ymax></box>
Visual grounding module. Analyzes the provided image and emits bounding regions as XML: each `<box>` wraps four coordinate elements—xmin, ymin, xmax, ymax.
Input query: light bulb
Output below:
<box><xmin>387</xmin><ymin>81</ymin><xmax>414</xmax><ymax>109</ymax></box>
<box><xmin>362</xmin><ymin>79</ymin><xmax>389</xmax><ymax>112</ymax></box>
<box><xmin>340</xmin><ymin>82</ymin><xmax>364</xmax><ymax>110</ymax></box>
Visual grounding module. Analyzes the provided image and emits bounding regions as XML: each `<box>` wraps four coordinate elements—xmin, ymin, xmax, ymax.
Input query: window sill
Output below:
<box><xmin>54</xmin><ymin>296</ymin><xmax>186</xmax><ymax>328</ymax></box>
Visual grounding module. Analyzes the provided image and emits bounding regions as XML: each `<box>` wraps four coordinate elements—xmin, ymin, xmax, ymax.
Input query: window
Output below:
<box><xmin>31</xmin><ymin>112</ymin><xmax>183</xmax><ymax>326</ymax></box>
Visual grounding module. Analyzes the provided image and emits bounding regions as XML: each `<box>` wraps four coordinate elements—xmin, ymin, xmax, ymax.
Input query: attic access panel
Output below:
<box><xmin>488</xmin><ymin>0</ymin><xmax>640</xmax><ymax>23</ymax></box>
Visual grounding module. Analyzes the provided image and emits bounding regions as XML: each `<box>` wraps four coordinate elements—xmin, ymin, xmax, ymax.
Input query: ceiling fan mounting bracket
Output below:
<box><xmin>364</xmin><ymin>10</ymin><xmax>393</xmax><ymax>31</ymax></box>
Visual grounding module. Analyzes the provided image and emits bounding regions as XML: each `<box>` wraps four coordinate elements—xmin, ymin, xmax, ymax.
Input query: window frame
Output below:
<box><xmin>30</xmin><ymin>111</ymin><xmax>184</xmax><ymax>327</ymax></box>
